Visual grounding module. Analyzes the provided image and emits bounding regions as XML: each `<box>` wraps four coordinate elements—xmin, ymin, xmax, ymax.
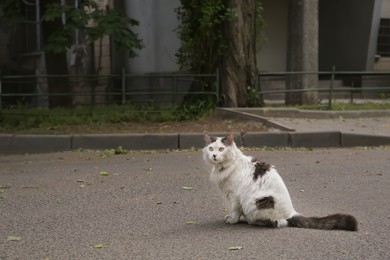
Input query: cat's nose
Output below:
<box><xmin>213</xmin><ymin>154</ymin><xmax>217</xmax><ymax>159</ymax></box>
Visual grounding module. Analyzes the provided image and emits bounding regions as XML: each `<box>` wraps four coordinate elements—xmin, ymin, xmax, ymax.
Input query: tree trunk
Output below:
<box><xmin>221</xmin><ymin>0</ymin><xmax>262</xmax><ymax>107</ymax></box>
<box><xmin>40</xmin><ymin>0</ymin><xmax>72</xmax><ymax>108</ymax></box>
<box><xmin>286</xmin><ymin>0</ymin><xmax>318</xmax><ymax>105</ymax></box>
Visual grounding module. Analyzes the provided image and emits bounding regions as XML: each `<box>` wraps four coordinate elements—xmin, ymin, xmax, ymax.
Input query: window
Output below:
<box><xmin>377</xmin><ymin>18</ymin><xmax>390</xmax><ymax>57</ymax></box>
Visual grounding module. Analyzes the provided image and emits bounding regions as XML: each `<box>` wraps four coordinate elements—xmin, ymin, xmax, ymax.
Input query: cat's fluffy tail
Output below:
<box><xmin>287</xmin><ymin>214</ymin><xmax>358</xmax><ymax>231</ymax></box>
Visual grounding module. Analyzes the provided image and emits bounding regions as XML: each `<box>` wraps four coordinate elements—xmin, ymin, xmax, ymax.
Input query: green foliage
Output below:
<box><xmin>175</xmin><ymin>0</ymin><xmax>265</xmax><ymax>74</ymax></box>
<box><xmin>41</xmin><ymin>0</ymin><xmax>143</xmax><ymax>57</ymax></box>
<box><xmin>175</xmin><ymin>0</ymin><xmax>235</xmax><ymax>73</ymax></box>
<box><xmin>176</xmin><ymin>98</ymin><xmax>215</xmax><ymax>121</ymax></box>
<box><xmin>0</xmin><ymin>1</ymin><xmax>23</xmax><ymax>23</ymax></box>
<box><xmin>379</xmin><ymin>92</ymin><xmax>390</xmax><ymax>99</ymax></box>
<box><xmin>247</xmin><ymin>86</ymin><xmax>263</xmax><ymax>107</ymax></box>
<box><xmin>1</xmin><ymin>1</ymin><xmax>143</xmax><ymax>56</ymax></box>
<box><xmin>255</xmin><ymin>1</ymin><xmax>266</xmax><ymax>52</ymax></box>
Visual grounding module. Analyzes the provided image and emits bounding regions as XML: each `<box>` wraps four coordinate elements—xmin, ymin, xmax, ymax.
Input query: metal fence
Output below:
<box><xmin>258</xmin><ymin>69</ymin><xmax>390</xmax><ymax>109</ymax></box>
<box><xmin>0</xmin><ymin>69</ymin><xmax>220</xmax><ymax>108</ymax></box>
<box><xmin>1</xmin><ymin>69</ymin><xmax>390</xmax><ymax>109</ymax></box>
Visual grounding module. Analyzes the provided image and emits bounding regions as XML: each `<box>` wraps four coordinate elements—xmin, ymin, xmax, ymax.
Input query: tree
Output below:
<box><xmin>222</xmin><ymin>0</ymin><xmax>262</xmax><ymax>107</ymax></box>
<box><xmin>2</xmin><ymin>0</ymin><xmax>143</xmax><ymax>108</ymax></box>
<box><xmin>176</xmin><ymin>0</ymin><xmax>264</xmax><ymax>107</ymax></box>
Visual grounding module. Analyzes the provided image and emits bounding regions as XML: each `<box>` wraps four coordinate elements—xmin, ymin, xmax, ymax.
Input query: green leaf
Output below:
<box><xmin>94</xmin><ymin>244</ymin><xmax>106</xmax><ymax>248</ymax></box>
<box><xmin>99</xmin><ymin>171</ymin><xmax>109</xmax><ymax>176</ymax></box>
<box><xmin>7</xmin><ymin>236</ymin><xmax>22</xmax><ymax>241</ymax></box>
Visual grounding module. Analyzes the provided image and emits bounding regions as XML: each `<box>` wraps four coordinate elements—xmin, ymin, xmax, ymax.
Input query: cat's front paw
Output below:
<box><xmin>224</xmin><ymin>214</ymin><xmax>240</xmax><ymax>224</ymax></box>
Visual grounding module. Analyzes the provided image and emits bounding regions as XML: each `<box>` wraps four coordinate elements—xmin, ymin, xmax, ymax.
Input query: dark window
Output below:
<box><xmin>377</xmin><ymin>18</ymin><xmax>390</xmax><ymax>57</ymax></box>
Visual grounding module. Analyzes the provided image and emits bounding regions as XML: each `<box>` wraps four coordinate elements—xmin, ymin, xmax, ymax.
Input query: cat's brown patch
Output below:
<box><xmin>253</xmin><ymin>161</ymin><xmax>271</xmax><ymax>180</ymax></box>
<box><xmin>256</xmin><ymin>196</ymin><xmax>275</xmax><ymax>210</ymax></box>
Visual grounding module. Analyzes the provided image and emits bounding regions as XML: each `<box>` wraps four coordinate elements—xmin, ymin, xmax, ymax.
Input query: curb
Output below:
<box><xmin>1</xmin><ymin>108</ymin><xmax>389</xmax><ymax>154</ymax></box>
<box><xmin>1</xmin><ymin>131</ymin><xmax>390</xmax><ymax>154</ymax></box>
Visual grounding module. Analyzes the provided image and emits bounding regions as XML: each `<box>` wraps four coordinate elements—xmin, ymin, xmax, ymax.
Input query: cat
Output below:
<box><xmin>203</xmin><ymin>131</ymin><xmax>358</xmax><ymax>231</ymax></box>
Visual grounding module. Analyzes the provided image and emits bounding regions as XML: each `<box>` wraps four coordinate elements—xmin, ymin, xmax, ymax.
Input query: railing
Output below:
<box><xmin>258</xmin><ymin>69</ymin><xmax>390</xmax><ymax>109</ymax></box>
<box><xmin>0</xmin><ymin>69</ymin><xmax>220</xmax><ymax>108</ymax></box>
<box><xmin>1</xmin><ymin>69</ymin><xmax>390</xmax><ymax>110</ymax></box>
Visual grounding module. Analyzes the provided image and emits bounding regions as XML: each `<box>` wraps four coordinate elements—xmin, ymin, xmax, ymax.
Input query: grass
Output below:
<box><xmin>299</xmin><ymin>101</ymin><xmax>390</xmax><ymax>110</ymax></box>
<box><xmin>0</xmin><ymin>102</ymin><xmax>213</xmax><ymax>131</ymax></box>
<box><xmin>0</xmin><ymin>100</ymin><xmax>388</xmax><ymax>133</ymax></box>
<box><xmin>265</xmin><ymin>101</ymin><xmax>390</xmax><ymax>111</ymax></box>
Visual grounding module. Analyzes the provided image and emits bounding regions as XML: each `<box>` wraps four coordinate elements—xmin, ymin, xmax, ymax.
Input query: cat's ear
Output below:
<box><xmin>222</xmin><ymin>132</ymin><xmax>234</xmax><ymax>146</ymax></box>
<box><xmin>204</xmin><ymin>131</ymin><xmax>216</xmax><ymax>144</ymax></box>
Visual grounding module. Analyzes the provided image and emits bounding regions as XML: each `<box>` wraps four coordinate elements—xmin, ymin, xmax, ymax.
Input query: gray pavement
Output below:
<box><xmin>269</xmin><ymin>116</ymin><xmax>390</xmax><ymax>136</ymax></box>
<box><xmin>1</xmin><ymin>148</ymin><xmax>390</xmax><ymax>259</ymax></box>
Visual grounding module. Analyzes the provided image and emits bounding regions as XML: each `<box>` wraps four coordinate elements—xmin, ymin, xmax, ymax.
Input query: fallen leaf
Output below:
<box><xmin>94</xmin><ymin>244</ymin><xmax>106</xmax><ymax>248</ymax></box>
<box><xmin>100</xmin><ymin>171</ymin><xmax>109</xmax><ymax>176</ymax></box>
<box><xmin>7</xmin><ymin>236</ymin><xmax>22</xmax><ymax>241</ymax></box>
<box><xmin>186</xmin><ymin>221</ymin><xmax>194</xmax><ymax>225</ymax></box>
<box><xmin>229</xmin><ymin>246</ymin><xmax>242</xmax><ymax>250</ymax></box>
<box><xmin>181</xmin><ymin>187</ymin><xmax>193</xmax><ymax>190</ymax></box>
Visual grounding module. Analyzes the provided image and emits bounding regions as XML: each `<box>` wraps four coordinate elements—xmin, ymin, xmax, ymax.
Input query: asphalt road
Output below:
<box><xmin>1</xmin><ymin>147</ymin><xmax>389</xmax><ymax>259</ymax></box>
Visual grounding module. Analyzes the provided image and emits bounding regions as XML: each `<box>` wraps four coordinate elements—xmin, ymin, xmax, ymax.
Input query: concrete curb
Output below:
<box><xmin>1</xmin><ymin>108</ymin><xmax>389</xmax><ymax>154</ymax></box>
<box><xmin>1</xmin><ymin>131</ymin><xmax>389</xmax><ymax>154</ymax></box>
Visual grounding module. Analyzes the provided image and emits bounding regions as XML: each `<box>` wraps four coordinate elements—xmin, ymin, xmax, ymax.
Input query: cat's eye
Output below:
<box><xmin>219</xmin><ymin>147</ymin><xmax>224</xmax><ymax>152</ymax></box>
<box><xmin>209</xmin><ymin>147</ymin><xmax>213</xmax><ymax>151</ymax></box>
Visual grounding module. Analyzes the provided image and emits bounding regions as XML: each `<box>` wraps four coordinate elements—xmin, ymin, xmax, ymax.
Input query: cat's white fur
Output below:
<box><xmin>203</xmin><ymin>131</ymin><xmax>358</xmax><ymax>231</ymax></box>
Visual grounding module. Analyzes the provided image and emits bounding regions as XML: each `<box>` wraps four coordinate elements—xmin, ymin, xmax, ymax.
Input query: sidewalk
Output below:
<box><xmin>1</xmin><ymin>108</ymin><xmax>390</xmax><ymax>154</ymax></box>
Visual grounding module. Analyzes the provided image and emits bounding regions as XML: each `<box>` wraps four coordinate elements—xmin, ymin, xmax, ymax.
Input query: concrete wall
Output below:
<box><xmin>381</xmin><ymin>0</ymin><xmax>390</xmax><ymax>17</ymax></box>
<box><xmin>257</xmin><ymin>0</ymin><xmax>288</xmax><ymax>71</ymax></box>
<box><xmin>125</xmin><ymin>0</ymin><xmax>181</xmax><ymax>73</ymax></box>
<box><xmin>319</xmin><ymin>0</ymin><xmax>382</xmax><ymax>71</ymax></box>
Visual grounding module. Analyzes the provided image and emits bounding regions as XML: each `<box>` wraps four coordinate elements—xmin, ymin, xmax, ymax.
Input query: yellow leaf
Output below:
<box><xmin>229</xmin><ymin>246</ymin><xmax>243</xmax><ymax>250</ymax></box>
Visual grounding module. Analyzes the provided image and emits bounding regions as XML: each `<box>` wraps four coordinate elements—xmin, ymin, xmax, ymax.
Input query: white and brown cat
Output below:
<box><xmin>203</xmin><ymin>131</ymin><xmax>358</xmax><ymax>231</ymax></box>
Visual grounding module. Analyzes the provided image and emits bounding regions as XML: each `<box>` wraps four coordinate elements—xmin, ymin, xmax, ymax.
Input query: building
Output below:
<box><xmin>0</xmin><ymin>0</ymin><xmax>389</xmax><ymax>107</ymax></box>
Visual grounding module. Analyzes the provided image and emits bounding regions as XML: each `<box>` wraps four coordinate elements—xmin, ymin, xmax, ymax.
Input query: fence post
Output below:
<box><xmin>216</xmin><ymin>68</ymin><xmax>220</xmax><ymax>104</ymax></box>
<box><xmin>0</xmin><ymin>69</ymin><xmax>2</xmax><ymax>109</ymax></box>
<box><xmin>328</xmin><ymin>66</ymin><xmax>335</xmax><ymax>110</ymax></box>
<box><xmin>121</xmin><ymin>67</ymin><xmax>126</xmax><ymax>105</ymax></box>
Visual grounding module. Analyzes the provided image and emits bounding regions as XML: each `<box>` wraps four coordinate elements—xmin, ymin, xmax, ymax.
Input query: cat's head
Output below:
<box><xmin>203</xmin><ymin>131</ymin><xmax>236</xmax><ymax>165</ymax></box>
